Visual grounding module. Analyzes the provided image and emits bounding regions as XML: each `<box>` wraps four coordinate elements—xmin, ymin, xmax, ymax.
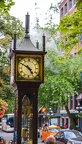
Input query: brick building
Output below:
<box><xmin>59</xmin><ymin>0</ymin><xmax>76</xmax><ymax>19</ymax></box>
<box><xmin>59</xmin><ymin>0</ymin><xmax>82</xmax><ymax>130</ymax></box>
<box><xmin>59</xmin><ymin>0</ymin><xmax>82</xmax><ymax>55</ymax></box>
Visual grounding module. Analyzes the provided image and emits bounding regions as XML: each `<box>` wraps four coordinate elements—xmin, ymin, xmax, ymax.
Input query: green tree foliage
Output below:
<box><xmin>58</xmin><ymin>2</ymin><xmax>82</xmax><ymax>53</ymax></box>
<box><xmin>0</xmin><ymin>49</ymin><xmax>14</xmax><ymax>113</ymax></box>
<box><xmin>0</xmin><ymin>85</ymin><xmax>14</xmax><ymax>113</ymax></box>
<box><xmin>38</xmin><ymin>0</ymin><xmax>82</xmax><ymax>129</ymax></box>
<box><xmin>0</xmin><ymin>50</ymin><xmax>9</xmax><ymax>85</ymax></box>
<box><xmin>38</xmin><ymin>50</ymin><xmax>82</xmax><ymax>129</ymax></box>
<box><xmin>76</xmin><ymin>0</ymin><xmax>82</xmax><ymax>10</ymax></box>
<box><xmin>0</xmin><ymin>0</ymin><xmax>15</xmax><ymax>14</ymax></box>
<box><xmin>0</xmin><ymin>98</ymin><xmax>8</xmax><ymax>118</ymax></box>
<box><xmin>39</xmin><ymin>51</ymin><xmax>82</xmax><ymax>108</ymax></box>
<box><xmin>32</xmin><ymin>0</ymin><xmax>82</xmax><ymax>129</ymax></box>
<box><xmin>0</xmin><ymin>14</ymin><xmax>25</xmax><ymax>42</ymax></box>
<box><xmin>0</xmin><ymin>13</ymin><xmax>24</xmax><ymax>113</ymax></box>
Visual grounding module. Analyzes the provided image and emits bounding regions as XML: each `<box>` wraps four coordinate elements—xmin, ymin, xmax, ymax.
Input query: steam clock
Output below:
<box><xmin>8</xmin><ymin>12</ymin><xmax>46</xmax><ymax>144</ymax></box>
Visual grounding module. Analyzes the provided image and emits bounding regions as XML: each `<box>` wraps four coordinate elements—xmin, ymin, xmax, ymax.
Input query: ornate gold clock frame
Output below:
<box><xmin>8</xmin><ymin>12</ymin><xmax>46</xmax><ymax>144</ymax></box>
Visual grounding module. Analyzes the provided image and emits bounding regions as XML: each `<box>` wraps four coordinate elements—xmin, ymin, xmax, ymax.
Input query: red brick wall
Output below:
<box><xmin>59</xmin><ymin>0</ymin><xmax>76</xmax><ymax>19</ymax></box>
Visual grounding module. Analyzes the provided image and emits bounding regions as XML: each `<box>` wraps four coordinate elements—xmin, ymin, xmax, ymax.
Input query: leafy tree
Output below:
<box><xmin>1</xmin><ymin>85</ymin><xmax>14</xmax><ymax>113</ymax></box>
<box><xmin>0</xmin><ymin>49</ymin><xmax>9</xmax><ymax>83</ymax></box>
<box><xmin>58</xmin><ymin>2</ymin><xmax>82</xmax><ymax>53</ymax></box>
<box><xmin>34</xmin><ymin>0</ymin><xmax>82</xmax><ymax>129</ymax></box>
<box><xmin>38</xmin><ymin>50</ymin><xmax>82</xmax><ymax>129</ymax></box>
<box><xmin>0</xmin><ymin>0</ymin><xmax>15</xmax><ymax>14</ymax></box>
<box><xmin>0</xmin><ymin>14</ymin><xmax>25</xmax><ymax>48</ymax></box>
<box><xmin>0</xmin><ymin>99</ymin><xmax>8</xmax><ymax>118</ymax></box>
<box><xmin>0</xmin><ymin>49</ymin><xmax>14</xmax><ymax>113</ymax></box>
<box><xmin>76</xmin><ymin>0</ymin><xmax>82</xmax><ymax>10</ymax></box>
<box><xmin>37</xmin><ymin>0</ymin><xmax>82</xmax><ymax>129</ymax></box>
<box><xmin>0</xmin><ymin>13</ymin><xmax>24</xmax><ymax>113</ymax></box>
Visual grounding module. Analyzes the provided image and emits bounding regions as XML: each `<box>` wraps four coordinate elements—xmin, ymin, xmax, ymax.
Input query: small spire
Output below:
<box><xmin>13</xmin><ymin>33</ymin><xmax>16</xmax><ymax>50</ymax></box>
<box><xmin>36</xmin><ymin>40</ymin><xmax>39</xmax><ymax>49</ymax></box>
<box><xmin>25</xmin><ymin>12</ymin><xmax>30</xmax><ymax>38</ymax></box>
<box><xmin>43</xmin><ymin>33</ymin><xmax>45</xmax><ymax>52</ymax></box>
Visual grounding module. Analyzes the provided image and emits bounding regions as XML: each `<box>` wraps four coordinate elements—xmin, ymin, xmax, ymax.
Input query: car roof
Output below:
<box><xmin>59</xmin><ymin>129</ymin><xmax>79</xmax><ymax>132</ymax></box>
<box><xmin>44</xmin><ymin>125</ymin><xmax>60</xmax><ymax>129</ymax></box>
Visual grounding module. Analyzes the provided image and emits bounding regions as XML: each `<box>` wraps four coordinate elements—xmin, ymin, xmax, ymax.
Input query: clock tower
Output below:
<box><xmin>8</xmin><ymin>12</ymin><xmax>46</xmax><ymax>144</ymax></box>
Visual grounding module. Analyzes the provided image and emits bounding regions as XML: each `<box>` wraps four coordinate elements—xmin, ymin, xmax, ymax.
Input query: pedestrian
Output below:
<box><xmin>64</xmin><ymin>122</ymin><xmax>68</xmax><ymax>128</ymax></box>
<box><xmin>46</xmin><ymin>135</ymin><xmax>56</xmax><ymax>144</ymax></box>
<box><xmin>8</xmin><ymin>140</ymin><xmax>14</xmax><ymax>144</ymax></box>
<box><xmin>42</xmin><ymin>121</ymin><xmax>49</xmax><ymax>127</ymax></box>
<box><xmin>0</xmin><ymin>136</ymin><xmax>6</xmax><ymax>144</ymax></box>
<box><xmin>67</xmin><ymin>141</ymin><xmax>72</xmax><ymax>144</ymax></box>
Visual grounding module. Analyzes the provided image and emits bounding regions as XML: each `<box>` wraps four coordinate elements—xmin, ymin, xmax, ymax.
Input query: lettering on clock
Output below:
<box><xmin>28</xmin><ymin>58</ymin><xmax>30</xmax><ymax>61</ymax></box>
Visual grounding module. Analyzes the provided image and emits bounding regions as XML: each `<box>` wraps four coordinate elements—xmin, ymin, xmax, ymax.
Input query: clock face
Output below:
<box><xmin>15</xmin><ymin>54</ymin><xmax>43</xmax><ymax>82</ymax></box>
<box><xmin>18</xmin><ymin>58</ymin><xmax>39</xmax><ymax>79</ymax></box>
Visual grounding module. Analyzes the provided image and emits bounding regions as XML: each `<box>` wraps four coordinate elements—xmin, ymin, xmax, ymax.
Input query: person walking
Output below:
<box><xmin>64</xmin><ymin>122</ymin><xmax>68</xmax><ymax>128</ymax></box>
<box><xmin>67</xmin><ymin>141</ymin><xmax>72</xmax><ymax>144</ymax></box>
<box><xmin>46</xmin><ymin>135</ymin><xmax>56</xmax><ymax>144</ymax></box>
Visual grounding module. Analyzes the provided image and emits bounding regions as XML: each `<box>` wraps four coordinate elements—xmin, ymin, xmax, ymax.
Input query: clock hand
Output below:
<box><xmin>20</xmin><ymin>63</ymin><xmax>33</xmax><ymax>74</ymax></box>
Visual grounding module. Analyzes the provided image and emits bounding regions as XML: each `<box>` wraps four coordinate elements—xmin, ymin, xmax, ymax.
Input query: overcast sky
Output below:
<box><xmin>10</xmin><ymin>0</ymin><xmax>60</xmax><ymax>28</ymax></box>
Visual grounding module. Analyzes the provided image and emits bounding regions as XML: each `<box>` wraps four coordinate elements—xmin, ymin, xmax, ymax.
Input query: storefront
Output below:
<box><xmin>76</xmin><ymin>94</ymin><xmax>82</xmax><ymax>132</ymax></box>
<box><xmin>60</xmin><ymin>110</ymin><xmax>78</xmax><ymax>128</ymax></box>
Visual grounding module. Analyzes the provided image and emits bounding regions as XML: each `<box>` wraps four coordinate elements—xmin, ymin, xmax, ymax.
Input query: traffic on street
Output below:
<box><xmin>0</xmin><ymin>123</ymin><xmax>82</xmax><ymax>144</ymax></box>
<box><xmin>38</xmin><ymin>124</ymin><xmax>82</xmax><ymax>144</ymax></box>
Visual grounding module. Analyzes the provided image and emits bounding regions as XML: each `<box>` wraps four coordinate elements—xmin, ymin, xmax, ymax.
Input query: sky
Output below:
<box><xmin>9</xmin><ymin>0</ymin><xmax>60</xmax><ymax>49</ymax></box>
<box><xmin>10</xmin><ymin>0</ymin><xmax>60</xmax><ymax>28</ymax></box>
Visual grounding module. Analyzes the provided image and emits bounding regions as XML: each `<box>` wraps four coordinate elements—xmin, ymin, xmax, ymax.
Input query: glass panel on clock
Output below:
<box><xmin>21</xmin><ymin>95</ymin><xmax>33</xmax><ymax>144</ymax></box>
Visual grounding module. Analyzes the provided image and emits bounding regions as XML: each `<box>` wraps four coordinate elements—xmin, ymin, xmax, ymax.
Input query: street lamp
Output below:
<box><xmin>76</xmin><ymin>102</ymin><xmax>80</xmax><ymax>127</ymax></box>
<box><xmin>76</xmin><ymin>102</ymin><xmax>82</xmax><ymax>131</ymax></box>
<box><xmin>43</xmin><ymin>115</ymin><xmax>46</xmax><ymax>124</ymax></box>
<box><xmin>47</xmin><ymin>108</ymin><xmax>54</xmax><ymax>125</ymax></box>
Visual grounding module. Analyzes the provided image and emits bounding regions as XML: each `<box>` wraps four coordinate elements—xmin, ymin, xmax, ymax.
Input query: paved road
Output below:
<box><xmin>38</xmin><ymin>137</ymin><xmax>44</xmax><ymax>144</ymax></box>
<box><xmin>0</xmin><ymin>130</ymin><xmax>44</xmax><ymax>144</ymax></box>
<box><xmin>0</xmin><ymin>130</ymin><xmax>13</xmax><ymax>144</ymax></box>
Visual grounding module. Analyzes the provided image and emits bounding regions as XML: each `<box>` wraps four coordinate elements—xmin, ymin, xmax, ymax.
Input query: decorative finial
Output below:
<box><xmin>25</xmin><ymin>12</ymin><xmax>30</xmax><ymax>38</ymax></box>
<box><xmin>43</xmin><ymin>33</ymin><xmax>45</xmax><ymax>52</ymax></box>
<box><xmin>36</xmin><ymin>40</ymin><xmax>39</xmax><ymax>49</ymax></box>
<box><xmin>13</xmin><ymin>33</ymin><xmax>16</xmax><ymax>50</ymax></box>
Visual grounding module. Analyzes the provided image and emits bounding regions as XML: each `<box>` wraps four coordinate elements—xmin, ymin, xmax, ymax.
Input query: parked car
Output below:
<box><xmin>60</xmin><ymin>125</ymin><xmax>67</xmax><ymax>129</ymax></box>
<box><xmin>55</xmin><ymin>129</ymin><xmax>82</xmax><ymax>144</ymax></box>
<box><xmin>41</xmin><ymin>125</ymin><xmax>61</xmax><ymax>142</ymax></box>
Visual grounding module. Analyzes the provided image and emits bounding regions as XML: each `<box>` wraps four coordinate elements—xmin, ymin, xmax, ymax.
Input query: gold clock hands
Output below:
<box><xmin>20</xmin><ymin>63</ymin><xmax>33</xmax><ymax>74</ymax></box>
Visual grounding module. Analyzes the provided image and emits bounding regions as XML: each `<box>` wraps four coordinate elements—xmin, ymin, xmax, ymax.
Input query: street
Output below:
<box><xmin>0</xmin><ymin>130</ymin><xmax>44</xmax><ymax>144</ymax></box>
<box><xmin>0</xmin><ymin>130</ymin><xmax>13</xmax><ymax>144</ymax></box>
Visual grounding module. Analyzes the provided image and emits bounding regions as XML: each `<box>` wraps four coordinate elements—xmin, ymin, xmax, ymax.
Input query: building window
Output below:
<box><xmin>62</xmin><ymin>118</ymin><xmax>64</xmax><ymax>126</ymax></box>
<box><xmin>70</xmin><ymin>97</ymin><xmax>73</xmax><ymax>109</ymax></box>
<box><xmin>65</xmin><ymin>3</ymin><xmax>67</xmax><ymax>14</ymax></box>
<box><xmin>69</xmin><ymin>0</ymin><xmax>72</xmax><ymax>9</ymax></box>
<box><xmin>61</xmin><ymin>7</ymin><xmax>64</xmax><ymax>17</ymax></box>
<box><xmin>62</xmin><ymin>106</ymin><xmax>65</xmax><ymax>110</ymax></box>
<box><xmin>80</xmin><ymin>100</ymin><xmax>82</xmax><ymax>106</ymax></box>
<box><xmin>74</xmin><ymin>94</ymin><xmax>78</xmax><ymax>109</ymax></box>
<box><xmin>74</xmin><ymin>0</ymin><xmax>76</xmax><ymax>5</ymax></box>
